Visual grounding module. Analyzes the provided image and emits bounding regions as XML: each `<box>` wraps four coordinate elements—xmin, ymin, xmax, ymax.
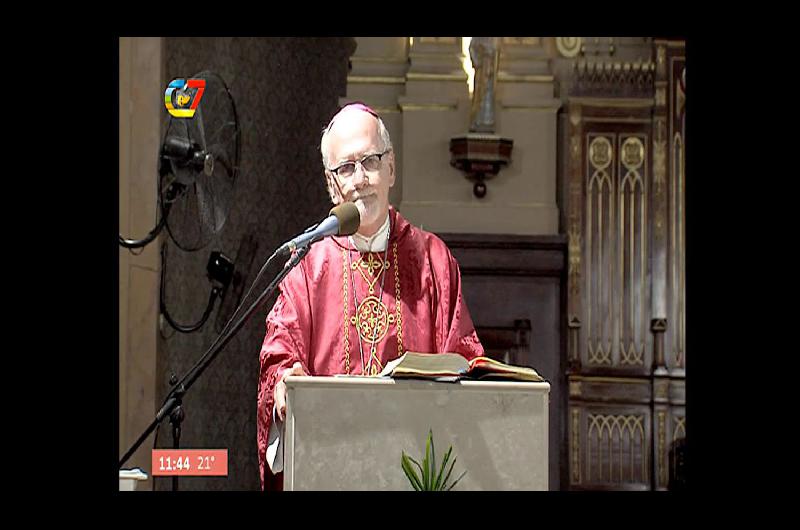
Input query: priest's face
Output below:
<box><xmin>324</xmin><ymin>108</ymin><xmax>395</xmax><ymax>237</ymax></box>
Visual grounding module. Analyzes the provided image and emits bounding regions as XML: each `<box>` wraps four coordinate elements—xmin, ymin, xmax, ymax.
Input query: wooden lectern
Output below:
<box><xmin>283</xmin><ymin>376</ymin><xmax>549</xmax><ymax>490</ymax></box>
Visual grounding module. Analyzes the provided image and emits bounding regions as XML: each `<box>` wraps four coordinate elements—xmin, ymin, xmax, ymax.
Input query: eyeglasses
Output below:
<box><xmin>328</xmin><ymin>150</ymin><xmax>390</xmax><ymax>179</ymax></box>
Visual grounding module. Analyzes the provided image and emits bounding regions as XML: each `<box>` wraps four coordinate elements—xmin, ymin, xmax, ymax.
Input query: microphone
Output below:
<box><xmin>278</xmin><ymin>202</ymin><xmax>360</xmax><ymax>256</ymax></box>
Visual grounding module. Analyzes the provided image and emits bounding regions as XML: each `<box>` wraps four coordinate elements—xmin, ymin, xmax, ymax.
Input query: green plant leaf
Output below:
<box><xmin>407</xmin><ymin>455</ymin><xmax>424</xmax><ymax>479</ymax></box>
<box><xmin>401</xmin><ymin>452</ymin><xmax>423</xmax><ymax>491</ymax></box>
<box><xmin>441</xmin><ymin>456</ymin><xmax>457</xmax><ymax>489</ymax></box>
<box><xmin>430</xmin><ymin>430</ymin><xmax>436</xmax><ymax>489</ymax></box>
<box><xmin>401</xmin><ymin>429</ymin><xmax>466</xmax><ymax>491</ymax></box>
<box><xmin>422</xmin><ymin>431</ymin><xmax>432</xmax><ymax>490</ymax></box>
<box><xmin>434</xmin><ymin>446</ymin><xmax>453</xmax><ymax>491</ymax></box>
<box><xmin>446</xmin><ymin>469</ymin><xmax>468</xmax><ymax>491</ymax></box>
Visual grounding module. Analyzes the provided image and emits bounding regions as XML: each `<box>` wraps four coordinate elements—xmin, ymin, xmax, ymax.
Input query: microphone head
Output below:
<box><xmin>329</xmin><ymin>202</ymin><xmax>360</xmax><ymax>236</ymax></box>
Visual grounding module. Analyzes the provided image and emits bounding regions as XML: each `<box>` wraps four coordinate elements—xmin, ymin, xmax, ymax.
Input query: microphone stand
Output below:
<box><xmin>119</xmin><ymin>244</ymin><xmax>312</xmax><ymax>490</ymax></box>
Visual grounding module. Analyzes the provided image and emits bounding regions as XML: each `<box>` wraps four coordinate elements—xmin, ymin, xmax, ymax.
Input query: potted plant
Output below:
<box><xmin>401</xmin><ymin>429</ymin><xmax>466</xmax><ymax>491</ymax></box>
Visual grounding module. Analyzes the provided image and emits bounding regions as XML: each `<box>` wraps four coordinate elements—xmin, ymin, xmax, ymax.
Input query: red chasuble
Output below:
<box><xmin>257</xmin><ymin>206</ymin><xmax>484</xmax><ymax>490</ymax></box>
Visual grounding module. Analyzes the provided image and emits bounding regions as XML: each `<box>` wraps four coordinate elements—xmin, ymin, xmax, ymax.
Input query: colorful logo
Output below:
<box><xmin>164</xmin><ymin>78</ymin><xmax>206</xmax><ymax>118</ymax></box>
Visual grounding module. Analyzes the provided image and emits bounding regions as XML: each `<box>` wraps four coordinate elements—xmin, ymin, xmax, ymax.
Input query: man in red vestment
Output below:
<box><xmin>257</xmin><ymin>102</ymin><xmax>484</xmax><ymax>490</ymax></box>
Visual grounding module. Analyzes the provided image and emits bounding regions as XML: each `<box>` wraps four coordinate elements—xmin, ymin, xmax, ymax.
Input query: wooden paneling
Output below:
<box><xmin>564</xmin><ymin>39</ymin><xmax>686</xmax><ymax>491</ymax></box>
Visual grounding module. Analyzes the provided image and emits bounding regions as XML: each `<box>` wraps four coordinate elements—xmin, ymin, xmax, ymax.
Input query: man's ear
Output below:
<box><xmin>387</xmin><ymin>151</ymin><xmax>396</xmax><ymax>188</ymax></box>
<box><xmin>325</xmin><ymin>171</ymin><xmax>342</xmax><ymax>204</ymax></box>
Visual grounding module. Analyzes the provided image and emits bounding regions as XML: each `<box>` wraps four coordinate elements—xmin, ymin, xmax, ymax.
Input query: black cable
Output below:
<box><xmin>118</xmin><ymin>211</ymin><xmax>168</xmax><ymax>249</ymax></box>
<box><xmin>159</xmin><ymin>247</ymin><xmax>282</xmax><ymax>408</ymax></box>
<box><xmin>159</xmin><ymin>241</ymin><xmax>220</xmax><ymax>333</ymax></box>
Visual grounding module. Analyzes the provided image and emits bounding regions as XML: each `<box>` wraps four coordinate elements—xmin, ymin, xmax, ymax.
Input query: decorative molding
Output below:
<box><xmin>655</xmin><ymin>86</ymin><xmax>667</xmax><ymax>107</ymax></box>
<box><xmin>654</xmin><ymin>379</ymin><xmax>669</xmax><ymax>400</ymax></box>
<box><xmin>569</xmin><ymin>97</ymin><xmax>655</xmax><ymax>108</ymax></box>
<box><xmin>618</xmin><ymin>134</ymin><xmax>647</xmax><ymax>367</ymax></box>
<box><xmin>656</xmin><ymin>45</ymin><xmax>667</xmax><ymax>78</ymax></box>
<box><xmin>347</xmin><ymin>76</ymin><xmax>405</xmax><ymax>84</ymax></box>
<box><xmin>418</xmin><ymin>37</ymin><xmax>457</xmax><ymax>44</ymax></box>
<box><xmin>673</xmin><ymin>416</ymin><xmax>686</xmax><ymax>441</ymax></box>
<box><xmin>657</xmin><ymin>410</ymin><xmax>667</xmax><ymax>488</ymax></box>
<box><xmin>556</xmin><ymin>37</ymin><xmax>583</xmax><ymax>58</ymax></box>
<box><xmin>586</xmin><ymin>133</ymin><xmax>614</xmax><ymax>366</ymax></box>
<box><xmin>653</xmin><ymin>118</ymin><xmax>667</xmax><ymax>187</ymax></box>
<box><xmin>621</xmin><ymin>136</ymin><xmax>645</xmax><ymax>170</ymax></box>
<box><xmin>583</xmin><ymin>116</ymin><xmax>652</xmax><ymax>124</ymax></box>
<box><xmin>572</xmin><ymin>61</ymin><xmax>655</xmax><ymax>98</ymax></box>
<box><xmin>570</xmin><ymin>375</ymin><xmax>650</xmax><ymax>385</ymax></box>
<box><xmin>587</xmin><ymin>414</ymin><xmax>647</xmax><ymax>483</ymax></box>
<box><xmin>406</xmin><ymin>72</ymin><xmax>466</xmax><ymax>82</ymax></box>
<box><xmin>503</xmin><ymin>37</ymin><xmax>540</xmax><ymax>46</ymax></box>
<box><xmin>571</xmin><ymin>408</ymin><xmax>581</xmax><ymax>484</ymax></box>
<box><xmin>589</xmin><ymin>136</ymin><xmax>613</xmax><ymax>170</ymax></box>
<box><xmin>497</xmin><ymin>73</ymin><xmax>554</xmax><ymax>83</ymax></box>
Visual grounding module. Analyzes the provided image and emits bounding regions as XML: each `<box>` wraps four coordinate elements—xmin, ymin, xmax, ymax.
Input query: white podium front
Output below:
<box><xmin>283</xmin><ymin>376</ymin><xmax>549</xmax><ymax>491</ymax></box>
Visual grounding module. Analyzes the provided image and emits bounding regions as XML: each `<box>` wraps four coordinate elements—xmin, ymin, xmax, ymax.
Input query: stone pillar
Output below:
<box><xmin>400</xmin><ymin>37</ymin><xmax>560</xmax><ymax>235</ymax></box>
<box><xmin>343</xmin><ymin>37</ymin><xmax>409</xmax><ymax>207</ymax></box>
<box><xmin>119</xmin><ymin>36</ymin><xmax>163</xmax><ymax>488</ymax></box>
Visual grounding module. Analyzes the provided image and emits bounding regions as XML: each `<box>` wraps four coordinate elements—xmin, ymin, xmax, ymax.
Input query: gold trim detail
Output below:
<box><xmin>621</xmin><ymin>137</ymin><xmax>644</xmax><ymax>170</ymax></box>
<box><xmin>393</xmin><ymin>242</ymin><xmax>403</xmax><ymax>356</ymax></box>
<box><xmin>569</xmin><ymin>380</ymin><xmax>582</xmax><ymax>397</ymax></box>
<box><xmin>571</xmin><ymin>408</ymin><xmax>581</xmax><ymax>484</ymax></box>
<box><xmin>587</xmin><ymin>414</ymin><xmax>647</xmax><ymax>483</ymax></box>
<box><xmin>342</xmin><ymin>249</ymin><xmax>350</xmax><ymax>374</ymax></box>
<box><xmin>657</xmin><ymin>45</ymin><xmax>667</xmax><ymax>78</ymax></box>
<box><xmin>658</xmin><ymin>410</ymin><xmax>667</xmax><ymax>487</ymax></box>
<box><xmin>618</xmin><ymin>135</ymin><xmax>647</xmax><ymax>367</ymax></box>
<box><xmin>655</xmin><ymin>379</ymin><xmax>669</xmax><ymax>400</ymax></box>
<box><xmin>589</xmin><ymin>136</ymin><xmax>613</xmax><ymax>170</ymax></box>
<box><xmin>673</xmin><ymin>416</ymin><xmax>686</xmax><ymax>441</ymax></box>
<box><xmin>583</xmin><ymin>117</ymin><xmax>652</xmax><ymax>124</ymax></box>
<box><xmin>656</xmin><ymin>86</ymin><xmax>666</xmax><ymax>107</ymax></box>
<box><xmin>352</xmin><ymin>295</ymin><xmax>392</xmax><ymax>345</ymax></box>
<box><xmin>653</xmin><ymin>118</ymin><xmax>667</xmax><ymax>186</ymax></box>
<box><xmin>556</xmin><ymin>37</ymin><xmax>582</xmax><ymax>58</ymax></box>
<box><xmin>587</xmin><ymin>134</ymin><xmax>614</xmax><ymax>365</ymax></box>
<box><xmin>343</xmin><ymin>245</ymin><xmax>403</xmax><ymax>375</ymax></box>
<box><xmin>569</xmin><ymin>106</ymin><xmax>582</xmax><ymax>127</ymax></box>
<box><xmin>568</xmin><ymin>226</ymin><xmax>582</xmax><ymax>299</ymax></box>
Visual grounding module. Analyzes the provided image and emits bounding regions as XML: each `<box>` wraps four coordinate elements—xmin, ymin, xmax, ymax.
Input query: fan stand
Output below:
<box><xmin>120</xmin><ymin>245</ymin><xmax>312</xmax><ymax>491</ymax></box>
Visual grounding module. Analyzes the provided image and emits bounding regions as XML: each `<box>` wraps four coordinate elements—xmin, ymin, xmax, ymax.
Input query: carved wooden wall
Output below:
<box><xmin>565</xmin><ymin>39</ymin><xmax>685</xmax><ymax>491</ymax></box>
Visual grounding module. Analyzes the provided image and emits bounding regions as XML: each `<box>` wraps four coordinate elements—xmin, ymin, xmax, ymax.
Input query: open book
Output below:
<box><xmin>378</xmin><ymin>352</ymin><xmax>544</xmax><ymax>382</ymax></box>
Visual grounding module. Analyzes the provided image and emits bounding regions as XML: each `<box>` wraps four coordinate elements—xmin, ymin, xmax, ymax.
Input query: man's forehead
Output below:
<box><xmin>328</xmin><ymin>116</ymin><xmax>381</xmax><ymax>159</ymax></box>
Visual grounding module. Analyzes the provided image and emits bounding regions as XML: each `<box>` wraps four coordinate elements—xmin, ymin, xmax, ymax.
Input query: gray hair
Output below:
<box><xmin>320</xmin><ymin>112</ymin><xmax>393</xmax><ymax>170</ymax></box>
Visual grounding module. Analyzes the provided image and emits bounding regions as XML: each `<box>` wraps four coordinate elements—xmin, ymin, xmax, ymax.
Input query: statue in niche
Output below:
<box><xmin>469</xmin><ymin>37</ymin><xmax>501</xmax><ymax>133</ymax></box>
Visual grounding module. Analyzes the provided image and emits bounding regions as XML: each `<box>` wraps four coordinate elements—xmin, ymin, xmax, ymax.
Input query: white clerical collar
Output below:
<box><xmin>350</xmin><ymin>213</ymin><xmax>390</xmax><ymax>253</ymax></box>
